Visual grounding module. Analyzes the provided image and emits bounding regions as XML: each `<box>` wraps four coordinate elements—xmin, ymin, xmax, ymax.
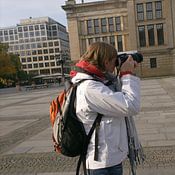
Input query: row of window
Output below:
<box><xmin>138</xmin><ymin>23</ymin><xmax>164</xmax><ymax>47</ymax></box>
<box><xmin>21</xmin><ymin>55</ymin><xmax>56</xmax><ymax>63</ymax></box>
<box><xmin>137</xmin><ymin>1</ymin><xmax>162</xmax><ymax>21</ymax></box>
<box><xmin>84</xmin><ymin>16</ymin><xmax>121</xmax><ymax>35</ymax></box>
<box><xmin>0</xmin><ymin>24</ymin><xmax>66</xmax><ymax>36</ymax></box>
<box><xmin>18</xmin><ymin>48</ymin><xmax>60</xmax><ymax>56</ymax></box>
<box><xmin>9</xmin><ymin>41</ymin><xmax>59</xmax><ymax>51</ymax></box>
<box><xmin>22</xmin><ymin>62</ymin><xmax>56</xmax><ymax>69</ymax></box>
<box><xmin>87</xmin><ymin>35</ymin><xmax>123</xmax><ymax>52</ymax></box>
<box><xmin>0</xmin><ymin>31</ymin><xmax>59</xmax><ymax>42</ymax></box>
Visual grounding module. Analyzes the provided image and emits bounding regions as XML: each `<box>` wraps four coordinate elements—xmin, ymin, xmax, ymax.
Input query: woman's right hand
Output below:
<box><xmin>120</xmin><ymin>55</ymin><xmax>137</xmax><ymax>73</ymax></box>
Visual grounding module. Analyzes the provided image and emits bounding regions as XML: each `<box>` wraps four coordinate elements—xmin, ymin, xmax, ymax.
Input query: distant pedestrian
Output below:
<box><xmin>70</xmin><ymin>42</ymin><xmax>142</xmax><ymax>175</ymax></box>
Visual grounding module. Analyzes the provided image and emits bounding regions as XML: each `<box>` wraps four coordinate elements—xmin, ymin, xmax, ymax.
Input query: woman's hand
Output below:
<box><xmin>120</xmin><ymin>55</ymin><xmax>138</xmax><ymax>73</ymax></box>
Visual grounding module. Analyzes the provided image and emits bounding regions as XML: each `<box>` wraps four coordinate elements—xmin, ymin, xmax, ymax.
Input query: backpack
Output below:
<box><xmin>49</xmin><ymin>79</ymin><xmax>102</xmax><ymax>175</ymax></box>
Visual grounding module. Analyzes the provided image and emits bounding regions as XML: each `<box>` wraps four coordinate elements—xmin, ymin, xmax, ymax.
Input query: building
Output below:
<box><xmin>0</xmin><ymin>17</ymin><xmax>70</xmax><ymax>77</ymax></box>
<box><xmin>62</xmin><ymin>0</ymin><xmax>175</xmax><ymax>77</ymax></box>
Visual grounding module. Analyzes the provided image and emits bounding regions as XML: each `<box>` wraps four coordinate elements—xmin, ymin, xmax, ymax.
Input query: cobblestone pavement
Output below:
<box><xmin>0</xmin><ymin>77</ymin><xmax>175</xmax><ymax>175</ymax></box>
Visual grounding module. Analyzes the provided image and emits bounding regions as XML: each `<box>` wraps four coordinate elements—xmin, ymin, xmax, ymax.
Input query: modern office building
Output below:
<box><xmin>0</xmin><ymin>17</ymin><xmax>70</xmax><ymax>76</ymax></box>
<box><xmin>62</xmin><ymin>0</ymin><xmax>175</xmax><ymax>77</ymax></box>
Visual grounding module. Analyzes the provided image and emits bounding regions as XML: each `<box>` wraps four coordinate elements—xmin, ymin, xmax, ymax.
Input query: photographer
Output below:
<box><xmin>71</xmin><ymin>42</ymin><xmax>141</xmax><ymax>175</ymax></box>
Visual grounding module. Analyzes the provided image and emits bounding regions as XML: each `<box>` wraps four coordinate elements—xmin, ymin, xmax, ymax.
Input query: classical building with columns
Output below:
<box><xmin>62</xmin><ymin>0</ymin><xmax>175</xmax><ymax>77</ymax></box>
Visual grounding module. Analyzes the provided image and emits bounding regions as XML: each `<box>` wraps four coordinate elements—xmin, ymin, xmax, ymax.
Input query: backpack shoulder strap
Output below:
<box><xmin>76</xmin><ymin>113</ymin><xmax>103</xmax><ymax>175</ymax></box>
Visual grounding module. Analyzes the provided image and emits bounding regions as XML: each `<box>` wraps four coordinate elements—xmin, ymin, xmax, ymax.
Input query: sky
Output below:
<box><xmin>0</xmin><ymin>0</ymin><xmax>102</xmax><ymax>28</ymax></box>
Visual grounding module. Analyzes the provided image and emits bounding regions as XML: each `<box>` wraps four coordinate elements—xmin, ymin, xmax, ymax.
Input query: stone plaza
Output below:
<box><xmin>0</xmin><ymin>76</ymin><xmax>175</xmax><ymax>175</ymax></box>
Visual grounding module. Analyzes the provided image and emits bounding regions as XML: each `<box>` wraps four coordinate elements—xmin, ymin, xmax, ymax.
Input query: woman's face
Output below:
<box><xmin>104</xmin><ymin>57</ymin><xmax>117</xmax><ymax>73</ymax></box>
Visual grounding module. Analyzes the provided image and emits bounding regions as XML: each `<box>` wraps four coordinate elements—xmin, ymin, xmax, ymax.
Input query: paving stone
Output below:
<box><xmin>1</xmin><ymin>77</ymin><xmax>175</xmax><ymax>174</ymax></box>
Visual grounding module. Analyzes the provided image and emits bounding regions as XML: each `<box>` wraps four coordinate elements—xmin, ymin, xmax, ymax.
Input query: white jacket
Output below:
<box><xmin>71</xmin><ymin>72</ymin><xmax>140</xmax><ymax>169</ymax></box>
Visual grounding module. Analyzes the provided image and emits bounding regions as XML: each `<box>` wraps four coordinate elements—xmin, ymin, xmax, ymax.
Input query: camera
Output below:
<box><xmin>116</xmin><ymin>51</ymin><xmax>143</xmax><ymax>67</ymax></box>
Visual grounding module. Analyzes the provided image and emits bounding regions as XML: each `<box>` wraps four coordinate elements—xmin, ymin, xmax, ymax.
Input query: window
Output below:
<box><xmin>24</xmin><ymin>26</ymin><xmax>28</xmax><ymax>31</ymax></box>
<box><xmin>21</xmin><ymin>58</ymin><xmax>26</xmax><ymax>62</ymax></box>
<box><xmin>27</xmin><ymin>57</ymin><xmax>31</xmax><ymax>62</ymax></box>
<box><xmin>37</xmin><ymin>43</ymin><xmax>42</xmax><ymax>48</ymax></box>
<box><xmin>30</xmin><ymin>32</ymin><xmax>34</xmax><ymax>37</ymax></box>
<box><xmin>31</xmin><ymin>43</ymin><xmax>36</xmax><ymax>49</ymax></box>
<box><xmin>156</xmin><ymin>23</ymin><xmax>164</xmax><ymax>45</ymax></box>
<box><xmin>41</xmin><ymin>31</ymin><xmax>46</xmax><ymax>36</ymax></box>
<box><xmin>43</xmin><ymin>42</ymin><xmax>47</xmax><ymax>47</ymax></box>
<box><xmin>20</xmin><ymin>45</ymin><xmax>24</xmax><ymax>50</ymax></box>
<box><xmin>95</xmin><ymin>37</ymin><xmax>101</xmax><ymax>42</ymax></box>
<box><xmin>35</xmin><ymin>31</ymin><xmax>40</xmax><ymax>36</ymax></box>
<box><xmin>35</xmin><ymin>25</ymin><xmax>39</xmax><ymax>30</ymax></box>
<box><xmin>50</xmin><ymin>55</ymin><xmax>55</xmax><ymax>60</ymax></box>
<box><xmin>51</xmin><ymin>62</ymin><xmax>55</xmax><ymax>67</ymax></box>
<box><xmin>55</xmin><ymin>48</ymin><xmax>59</xmax><ymax>53</ymax></box>
<box><xmin>80</xmin><ymin>21</ymin><xmax>85</xmax><ymax>35</ymax></box>
<box><xmin>10</xmin><ymin>35</ymin><xmax>14</xmax><ymax>40</ymax></box>
<box><xmin>52</xmin><ymin>31</ymin><xmax>57</xmax><ymax>36</ymax></box>
<box><xmin>38</xmin><ymin>50</ymin><xmax>42</xmax><ymax>54</ymax></box>
<box><xmin>87</xmin><ymin>20</ymin><xmax>93</xmax><ymax>34</ymax></box>
<box><xmin>49</xmin><ymin>49</ymin><xmax>54</xmax><ymax>53</ymax></box>
<box><xmin>9</xmin><ymin>30</ymin><xmax>13</xmax><ymax>35</ymax></box>
<box><xmin>32</xmin><ymin>50</ymin><xmax>37</xmax><ymax>55</ymax></box>
<box><xmin>39</xmin><ymin>63</ymin><xmax>44</xmax><ymax>67</ymax></box>
<box><xmin>29</xmin><ymin>26</ymin><xmax>34</xmax><ymax>31</ymax></box>
<box><xmin>147</xmin><ymin>25</ymin><xmax>155</xmax><ymax>46</ymax></box>
<box><xmin>45</xmin><ymin>62</ymin><xmax>49</xmax><ymax>67</ymax></box>
<box><xmin>14</xmin><ymin>45</ymin><xmax>19</xmax><ymax>50</ymax></box>
<box><xmin>94</xmin><ymin>19</ymin><xmax>99</xmax><ymax>34</ymax></box>
<box><xmin>33</xmin><ymin>57</ymin><xmax>37</xmax><ymax>61</ymax></box>
<box><xmin>115</xmin><ymin>17</ymin><xmax>121</xmax><ymax>31</ymax></box>
<box><xmin>101</xmin><ymin>18</ymin><xmax>107</xmax><ymax>33</ymax></box>
<box><xmin>146</xmin><ymin>2</ymin><xmax>153</xmax><ymax>20</ymax></box>
<box><xmin>49</xmin><ymin>42</ymin><xmax>53</xmax><ymax>47</ymax></box>
<box><xmin>88</xmin><ymin>38</ymin><xmax>94</xmax><ymax>45</ymax></box>
<box><xmin>52</xmin><ymin>25</ymin><xmax>57</xmax><ymax>30</ymax></box>
<box><xmin>26</xmin><ymin>51</ymin><xmax>31</xmax><ymax>56</ymax></box>
<box><xmin>102</xmin><ymin>36</ymin><xmax>108</xmax><ymax>43</ymax></box>
<box><xmin>150</xmin><ymin>58</ymin><xmax>157</xmax><ymax>68</ymax></box>
<box><xmin>43</xmin><ymin>49</ymin><xmax>48</xmax><ymax>54</ymax></box>
<box><xmin>137</xmin><ymin>3</ymin><xmax>144</xmax><ymax>21</ymax></box>
<box><xmin>28</xmin><ymin>64</ymin><xmax>32</xmax><ymax>68</ymax></box>
<box><xmin>24</xmin><ymin>32</ymin><xmax>29</xmax><ymax>38</ymax></box>
<box><xmin>40</xmin><ymin>25</ymin><xmax>45</xmax><ymax>30</ymax></box>
<box><xmin>4</xmin><ymin>30</ymin><xmax>8</xmax><ymax>35</ymax></box>
<box><xmin>109</xmin><ymin>36</ymin><xmax>115</xmax><ymax>47</ymax></box>
<box><xmin>34</xmin><ymin>63</ymin><xmax>38</xmax><ymax>68</ymax></box>
<box><xmin>117</xmin><ymin>35</ymin><xmax>123</xmax><ymax>52</ymax></box>
<box><xmin>108</xmin><ymin>17</ymin><xmax>114</xmax><ymax>32</ymax></box>
<box><xmin>44</xmin><ymin>56</ymin><xmax>49</xmax><ymax>60</ymax></box>
<box><xmin>26</xmin><ymin>44</ymin><xmax>30</xmax><ymax>50</ymax></box>
<box><xmin>54</xmin><ymin>41</ymin><xmax>59</xmax><ymax>46</ymax></box>
<box><xmin>138</xmin><ymin>26</ymin><xmax>146</xmax><ymax>47</ymax></box>
<box><xmin>155</xmin><ymin>1</ymin><xmax>162</xmax><ymax>19</ymax></box>
<box><xmin>18</xmin><ymin>27</ymin><xmax>22</xmax><ymax>32</ymax></box>
<box><xmin>22</xmin><ymin>65</ymin><xmax>27</xmax><ymax>69</ymax></box>
<box><xmin>38</xmin><ymin>56</ymin><xmax>43</xmax><ymax>61</ymax></box>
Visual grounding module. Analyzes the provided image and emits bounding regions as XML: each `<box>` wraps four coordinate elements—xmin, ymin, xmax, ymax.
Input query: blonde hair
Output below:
<box><xmin>80</xmin><ymin>42</ymin><xmax>118</xmax><ymax>72</ymax></box>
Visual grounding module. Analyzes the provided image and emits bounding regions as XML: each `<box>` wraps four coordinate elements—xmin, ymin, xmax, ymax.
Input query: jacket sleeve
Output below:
<box><xmin>84</xmin><ymin>74</ymin><xmax>140</xmax><ymax>118</ymax></box>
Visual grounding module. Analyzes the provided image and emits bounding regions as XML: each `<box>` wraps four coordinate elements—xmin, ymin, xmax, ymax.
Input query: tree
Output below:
<box><xmin>0</xmin><ymin>43</ymin><xmax>16</xmax><ymax>78</ymax></box>
<box><xmin>0</xmin><ymin>43</ymin><xmax>28</xmax><ymax>87</ymax></box>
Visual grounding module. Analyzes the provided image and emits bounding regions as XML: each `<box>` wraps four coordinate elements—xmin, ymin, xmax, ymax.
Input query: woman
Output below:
<box><xmin>71</xmin><ymin>42</ymin><xmax>140</xmax><ymax>175</ymax></box>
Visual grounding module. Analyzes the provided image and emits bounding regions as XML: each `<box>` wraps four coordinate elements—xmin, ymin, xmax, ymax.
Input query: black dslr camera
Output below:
<box><xmin>116</xmin><ymin>52</ymin><xmax>143</xmax><ymax>67</ymax></box>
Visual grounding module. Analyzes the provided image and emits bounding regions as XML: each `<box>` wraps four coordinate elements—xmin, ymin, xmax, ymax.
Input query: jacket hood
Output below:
<box><xmin>71</xmin><ymin>72</ymin><xmax>95</xmax><ymax>84</ymax></box>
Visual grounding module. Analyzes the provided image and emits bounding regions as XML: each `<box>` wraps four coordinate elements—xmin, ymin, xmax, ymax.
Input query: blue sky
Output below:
<box><xmin>0</xmin><ymin>0</ymin><xmax>102</xmax><ymax>28</ymax></box>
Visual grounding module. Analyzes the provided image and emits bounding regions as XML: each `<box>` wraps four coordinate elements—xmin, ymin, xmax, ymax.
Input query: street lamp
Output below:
<box><xmin>55</xmin><ymin>51</ymin><xmax>66</xmax><ymax>83</ymax></box>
